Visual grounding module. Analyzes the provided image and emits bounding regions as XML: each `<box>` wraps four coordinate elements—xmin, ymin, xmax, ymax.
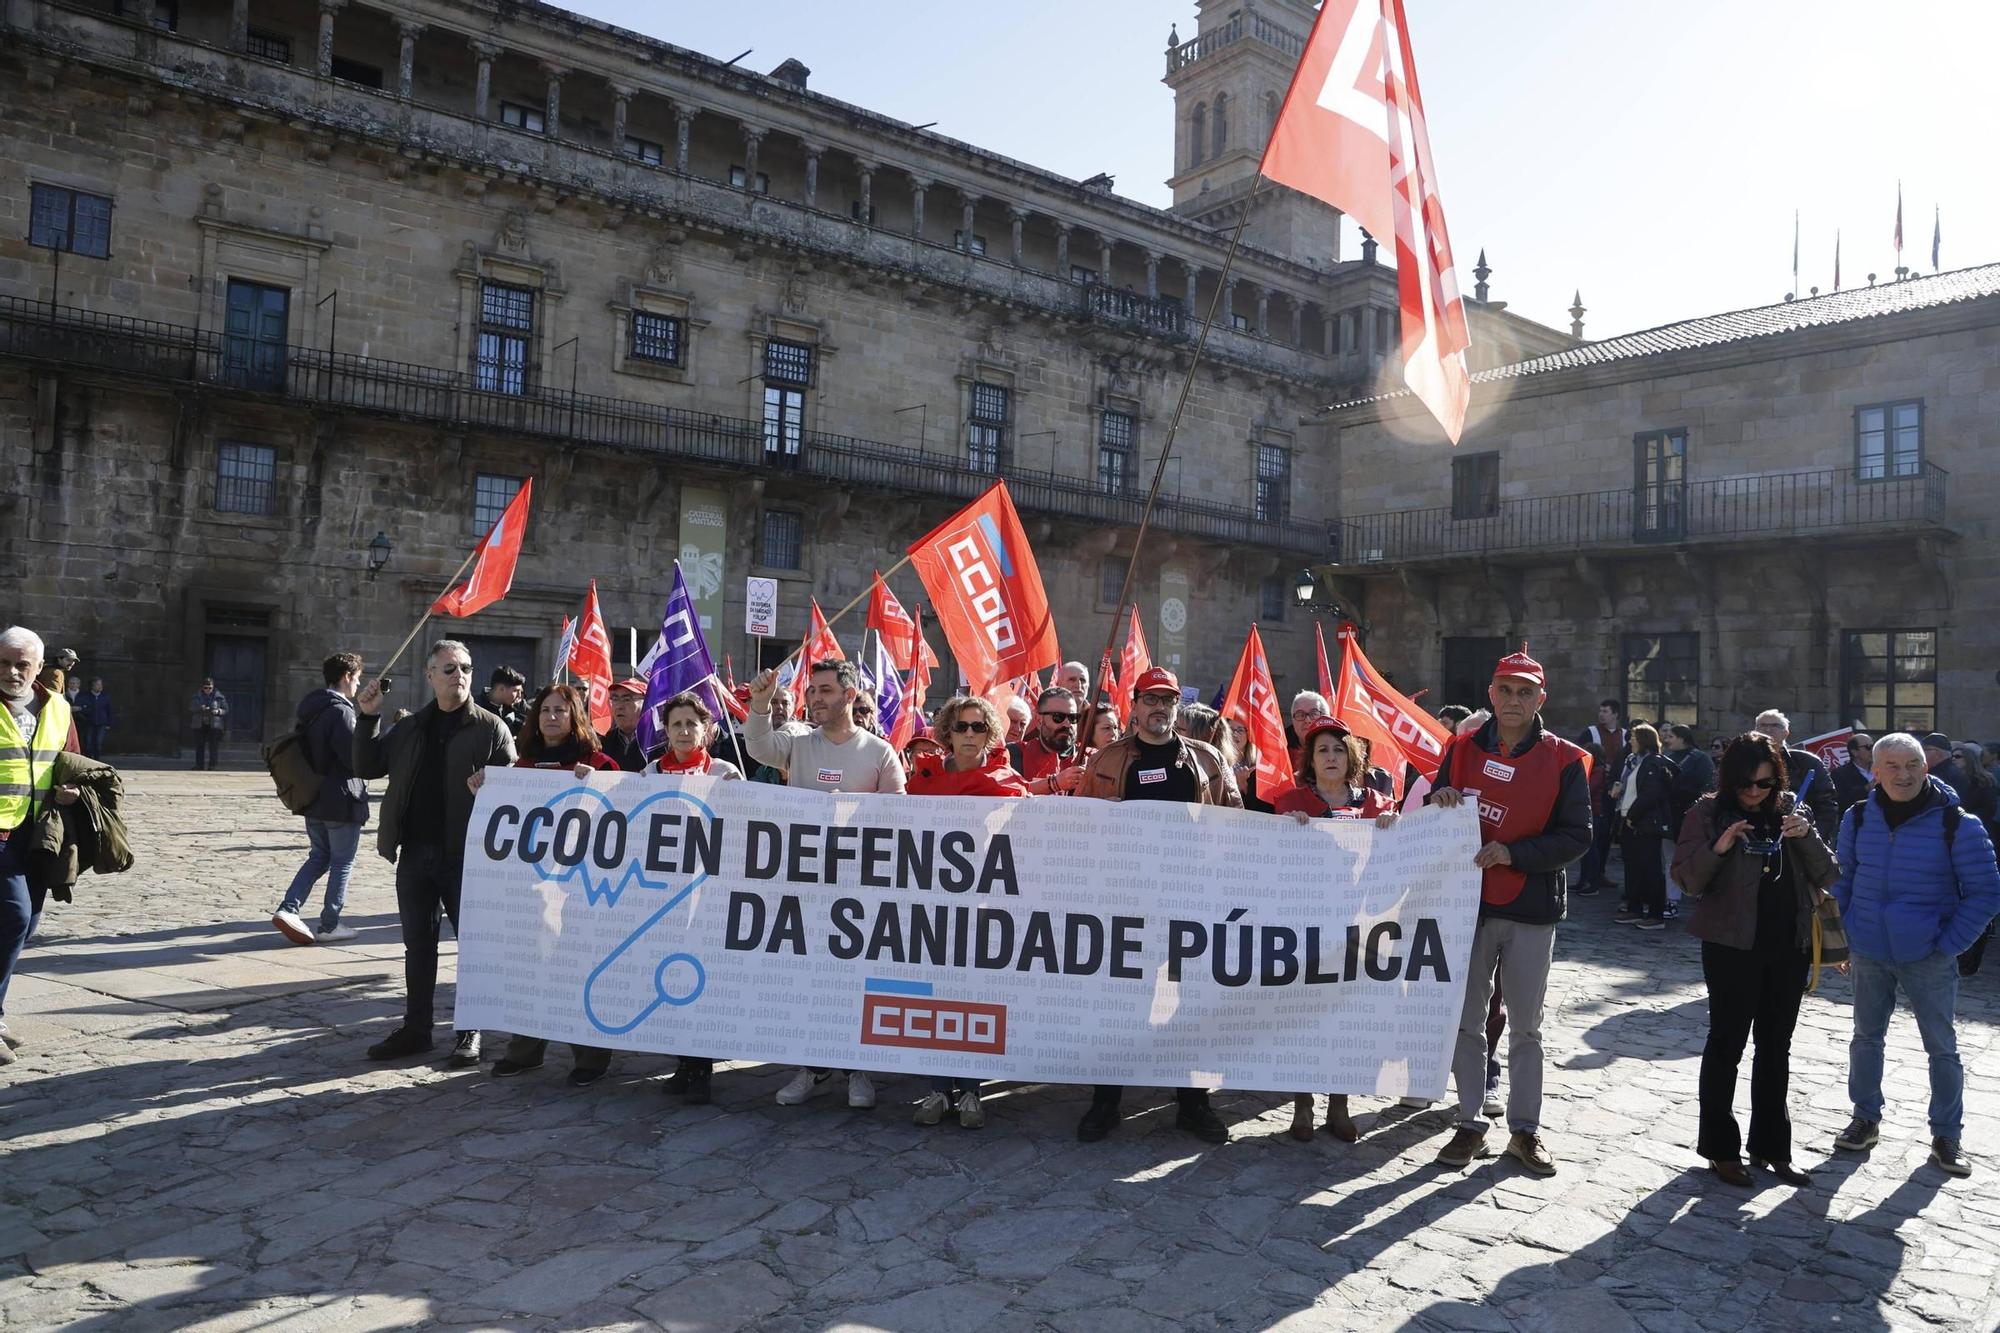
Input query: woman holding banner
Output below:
<box><xmin>486</xmin><ymin>683</ymin><xmax>620</xmax><ymax>1086</ymax></box>
<box><xmin>1273</xmin><ymin>717</ymin><xmax>1398</xmax><ymax>1141</ymax></box>
<box><xmin>904</xmin><ymin>695</ymin><xmax>1028</xmax><ymax>1128</ymax></box>
<box><xmin>653</xmin><ymin>691</ymin><xmax>744</xmax><ymax>782</ymax></box>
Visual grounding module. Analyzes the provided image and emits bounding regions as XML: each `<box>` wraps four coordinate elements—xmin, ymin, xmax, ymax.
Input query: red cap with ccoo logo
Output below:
<box><xmin>1492</xmin><ymin>650</ymin><xmax>1545</xmax><ymax>686</ymax></box>
<box><xmin>1131</xmin><ymin>666</ymin><xmax>1181</xmax><ymax>698</ymax></box>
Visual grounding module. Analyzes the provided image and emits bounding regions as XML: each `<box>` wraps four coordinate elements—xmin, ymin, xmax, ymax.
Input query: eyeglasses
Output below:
<box><xmin>1849</xmin><ymin>742</ymin><xmax>1873</xmax><ymax>752</ymax></box>
<box><xmin>950</xmin><ymin>720</ymin><xmax>990</xmax><ymax>735</ymax></box>
<box><xmin>1737</xmin><ymin>778</ymin><xmax>1779</xmax><ymax>791</ymax></box>
<box><xmin>1138</xmin><ymin>693</ymin><xmax>1179</xmax><ymax>706</ymax></box>
<box><xmin>432</xmin><ymin>662</ymin><xmax>474</xmax><ymax>676</ymax></box>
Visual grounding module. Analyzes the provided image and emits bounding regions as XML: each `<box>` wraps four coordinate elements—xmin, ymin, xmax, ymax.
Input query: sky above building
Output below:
<box><xmin>565</xmin><ymin>0</ymin><xmax>1995</xmax><ymax>342</ymax></box>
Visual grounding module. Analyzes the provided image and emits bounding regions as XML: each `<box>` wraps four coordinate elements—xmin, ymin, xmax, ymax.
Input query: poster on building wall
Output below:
<box><xmin>676</xmin><ymin>486</ymin><xmax>729</xmax><ymax>635</ymax></box>
<box><xmin>1158</xmin><ymin>563</ymin><xmax>1190</xmax><ymax>677</ymax></box>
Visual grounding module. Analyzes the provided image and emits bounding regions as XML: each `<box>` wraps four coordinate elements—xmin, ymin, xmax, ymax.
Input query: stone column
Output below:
<box><xmin>542</xmin><ymin>63</ymin><xmax>566</xmax><ymax>138</ymax></box>
<box><xmin>910</xmin><ymin>178</ymin><xmax>928</xmax><ymax>237</ymax></box>
<box><xmin>610</xmin><ymin>84</ymin><xmax>632</xmax><ymax>155</ymax></box>
<box><xmin>1222</xmin><ymin>279</ymin><xmax>1237</xmax><ymax>324</ymax></box>
<box><xmin>1362</xmin><ymin>306</ymin><xmax>1378</xmax><ymax>359</ymax></box>
<box><xmin>802</xmin><ymin>145</ymin><xmax>821</xmax><ymax>206</ymax></box>
<box><xmin>230</xmin><ymin>0</ymin><xmax>249</xmax><ymax>51</ymax></box>
<box><xmin>960</xmin><ymin>194</ymin><xmax>979</xmax><ymax>252</ymax></box>
<box><xmin>314</xmin><ymin>0</ymin><xmax>344</xmax><ymax>78</ymax></box>
<box><xmin>1322</xmin><ymin>307</ymin><xmax>1336</xmax><ymax>356</ymax></box>
<box><xmin>1054</xmin><ymin>222</ymin><xmax>1071</xmax><ymax>276</ymax></box>
<box><xmin>673</xmin><ymin>104</ymin><xmax>696</xmax><ymax>173</ymax></box>
<box><xmin>394</xmin><ymin>19</ymin><xmax>424</xmax><ymax>100</ymax></box>
<box><xmin>1289</xmin><ymin>298</ymin><xmax>1302</xmax><ymax>346</ymax></box>
<box><xmin>741</xmin><ymin>126</ymin><xmax>764</xmax><ymax>190</ymax></box>
<box><xmin>1255</xmin><ymin>290</ymin><xmax>1270</xmax><ymax>337</ymax></box>
<box><xmin>1098</xmin><ymin>238</ymin><xmax>1113</xmax><ymax>279</ymax></box>
<box><xmin>470</xmin><ymin>40</ymin><xmax>500</xmax><ymax>121</ymax></box>
<box><xmin>1009</xmin><ymin>208</ymin><xmax>1026</xmax><ymax>266</ymax></box>
<box><xmin>1144</xmin><ymin>251</ymin><xmax>1160</xmax><ymax>301</ymax></box>
<box><xmin>857</xmin><ymin>161</ymin><xmax>874</xmax><ymax>223</ymax></box>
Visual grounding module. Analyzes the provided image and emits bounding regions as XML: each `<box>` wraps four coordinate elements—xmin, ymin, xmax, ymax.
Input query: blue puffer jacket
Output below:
<box><xmin>1833</xmin><ymin>778</ymin><xmax>2000</xmax><ymax>963</ymax></box>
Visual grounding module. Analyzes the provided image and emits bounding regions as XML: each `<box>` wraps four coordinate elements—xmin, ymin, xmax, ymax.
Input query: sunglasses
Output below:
<box><xmin>1850</xmin><ymin>743</ymin><xmax>1873</xmax><ymax>752</ymax></box>
<box><xmin>951</xmin><ymin>720</ymin><xmax>990</xmax><ymax>735</ymax></box>
<box><xmin>1737</xmin><ymin>778</ymin><xmax>1779</xmax><ymax>791</ymax></box>
<box><xmin>1040</xmin><ymin>710</ymin><xmax>1078</xmax><ymax>721</ymax></box>
<box><xmin>433</xmin><ymin>663</ymin><xmax>474</xmax><ymax>676</ymax></box>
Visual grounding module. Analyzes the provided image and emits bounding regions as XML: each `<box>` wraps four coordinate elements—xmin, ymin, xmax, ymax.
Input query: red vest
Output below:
<box><xmin>1447</xmin><ymin>730</ymin><xmax>1588</xmax><ymax>907</ymax></box>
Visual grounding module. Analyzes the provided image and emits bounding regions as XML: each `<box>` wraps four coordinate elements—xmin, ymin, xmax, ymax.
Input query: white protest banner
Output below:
<box><xmin>456</xmin><ymin>769</ymin><xmax>1483</xmax><ymax>1095</ymax></box>
<box><xmin>745</xmin><ymin>577</ymin><xmax>778</xmax><ymax>638</ymax></box>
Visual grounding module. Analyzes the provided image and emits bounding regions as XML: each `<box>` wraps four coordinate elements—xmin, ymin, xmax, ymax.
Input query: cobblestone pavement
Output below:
<box><xmin>2</xmin><ymin>772</ymin><xmax>1996</xmax><ymax>1331</ymax></box>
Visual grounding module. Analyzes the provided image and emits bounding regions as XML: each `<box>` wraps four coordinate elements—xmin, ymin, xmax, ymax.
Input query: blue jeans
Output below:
<box><xmin>1849</xmin><ymin>951</ymin><xmax>1962</xmax><ymax>1139</ymax></box>
<box><xmin>279</xmin><ymin>819</ymin><xmax>363</xmax><ymax>931</ymax></box>
<box><xmin>0</xmin><ymin>839</ymin><xmax>45</xmax><ymax>1022</ymax></box>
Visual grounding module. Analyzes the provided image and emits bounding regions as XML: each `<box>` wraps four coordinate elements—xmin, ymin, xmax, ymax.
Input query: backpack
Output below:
<box><xmin>263</xmin><ymin>710</ymin><xmax>326</xmax><ymax>815</ymax></box>
<box><xmin>1844</xmin><ymin>797</ymin><xmax>1992</xmax><ymax>977</ymax></box>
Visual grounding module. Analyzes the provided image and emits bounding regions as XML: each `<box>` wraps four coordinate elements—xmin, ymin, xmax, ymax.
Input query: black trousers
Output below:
<box><xmin>192</xmin><ymin>729</ymin><xmax>221</xmax><ymax>769</ymax></box>
<box><xmin>1698</xmin><ymin>940</ymin><xmax>1808</xmax><ymax>1163</ymax></box>
<box><xmin>1622</xmin><ymin>831</ymin><xmax>1668</xmax><ymax>914</ymax></box>
<box><xmin>1091</xmin><ymin>1085</ymin><xmax>1209</xmax><ymax>1109</ymax></box>
<box><xmin>395</xmin><ymin>842</ymin><xmax>464</xmax><ymax>1030</ymax></box>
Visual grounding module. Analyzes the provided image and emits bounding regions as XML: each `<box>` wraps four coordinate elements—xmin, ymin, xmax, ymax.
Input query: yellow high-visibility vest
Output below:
<box><xmin>0</xmin><ymin>691</ymin><xmax>71</xmax><ymax>830</ymax></box>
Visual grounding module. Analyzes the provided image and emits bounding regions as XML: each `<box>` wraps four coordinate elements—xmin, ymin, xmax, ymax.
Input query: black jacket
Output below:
<box><xmin>298</xmin><ymin>688</ymin><xmax>368</xmax><ymax>824</ymax></box>
<box><xmin>1783</xmin><ymin>745</ymin><xmax>1840</xmax><ymax>843</ymax></box>
<box><xmin>1831</xmin><ymin>759</ymin><xmax>1872</xmax><ymax>812</ymax></box>
<box><xmin>602</xmin><ymin>727</ymin><xmax>648</xmax><ymax>774</ymax></box>
<box><xmin>1667</xmin><ymin>747</ymin><xmax>1715</xmax><ymax>829</ymax></box>
<box><xmin>1620</xmin><ymin>752</ymin><xmax>1676</xmax><ymax>839</ymax></box>
<box><xmin>353</xmin><ymin>700</ymin><xmax>516</xmax><ymax>862</ymax></box>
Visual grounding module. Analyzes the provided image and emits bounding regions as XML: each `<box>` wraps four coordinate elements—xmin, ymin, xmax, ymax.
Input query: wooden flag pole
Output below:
<box><xmin>373</xmin><ymin>544</ymin><xmax>482</xmax><ymax>690</ymax></box>
<box><xmin>1080</xmin><ymin>175</ymin><xmax>1266</xmax><ymax>746</ymax></box>
<box><xmin>771</xmin><ymin>551</ymin><xmax>917</xmax><ymax>674</ymax></box>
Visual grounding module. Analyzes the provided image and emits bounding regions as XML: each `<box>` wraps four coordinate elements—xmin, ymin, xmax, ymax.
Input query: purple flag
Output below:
<box><xmin>873</xmin><ymin>636</ymin><xmax>905</xmax><ymax>742</ymax></box>
<box><xmin>636</xmin><ymin>562</ymin><xmax>725</xmax><ymax>758</ymax></box>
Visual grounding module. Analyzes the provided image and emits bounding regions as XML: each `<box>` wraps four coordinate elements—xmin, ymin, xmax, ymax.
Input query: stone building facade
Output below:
<box><xmin>0</xmin><ymin>0</ymin><xmax>1569</xmax><ymax>753</ymax></box>
<box><xmin>1324</xmin><ymin>267</ymin><xmax>2000</xmax><ymax>741</ymax></box>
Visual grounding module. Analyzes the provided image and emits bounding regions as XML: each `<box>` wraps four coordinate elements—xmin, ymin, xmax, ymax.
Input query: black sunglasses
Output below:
<box><xmin>950</xmin><ymin>720</ymin><xmax>990</xmax><ymax>734</ymax></box>
<box><xmin>1738</xmin><ymin>778</ymin><xmax>1779</xmax><ymax>791</ymax></box>
<box><xmin>1040</xmin><ymin>710</ymin><xmax>1078</xmax><ymax>721</ymax></box>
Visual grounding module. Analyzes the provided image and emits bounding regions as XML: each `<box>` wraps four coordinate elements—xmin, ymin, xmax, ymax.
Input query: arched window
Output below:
<box><xmin>1211</xmin><ymin>93</ymin><xmax>1228</xmax><ymax>157</ymax></box>
<box><xmin>1264</xmin><ymin>90</ymin><xmax>1280</xmax><ymax>140</ymax></box>
<box><xmin>1189</xmin><ymin>104</ymin><xmax>1207</xmax><ymax>167</ymax></box>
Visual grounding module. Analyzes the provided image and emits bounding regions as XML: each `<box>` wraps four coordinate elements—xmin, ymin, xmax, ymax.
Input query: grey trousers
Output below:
<box><xmin>504</xmin><ymin>1034</ymin><xmax>611</xmax><ymax>1073</ymax></box>
<box><xmin>1453</xmin><ymin>916</ymin><xmax>1555</xmax><ymax>1133</ymax></box>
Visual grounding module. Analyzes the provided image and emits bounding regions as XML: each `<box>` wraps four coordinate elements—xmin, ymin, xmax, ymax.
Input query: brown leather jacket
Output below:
<box><xmin>1673</xmin><ymin>791</ymin><xmax>1838</xmax><ymax>952</ymax></box>
<box><xmin>1077</xmin><ymin>732</ymin><xmax>1243</xmax><ymax>807</ymax></box>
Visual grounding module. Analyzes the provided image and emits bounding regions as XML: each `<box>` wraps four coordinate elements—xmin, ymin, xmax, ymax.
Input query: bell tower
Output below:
<box><xmin>1163</xmin><ymin>0</ymin><xmax>1341</xmax><ymax>266</ymax></box>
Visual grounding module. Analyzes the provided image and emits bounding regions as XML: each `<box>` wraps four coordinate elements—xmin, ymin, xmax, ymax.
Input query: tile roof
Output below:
<box><xmin>1333</xmin><ymin>262</ymin><xmax>2000</xmax><ymax>409</ymax></box>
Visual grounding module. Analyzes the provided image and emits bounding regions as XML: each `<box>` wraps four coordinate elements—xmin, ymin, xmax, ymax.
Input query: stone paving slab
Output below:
<box><xmin>0</xmin><ymin>772</ymin><xmax>1995</xmax><ymax>1331</ymax></box>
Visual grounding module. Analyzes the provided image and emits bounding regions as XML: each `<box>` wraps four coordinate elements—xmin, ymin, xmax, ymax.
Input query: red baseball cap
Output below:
<box><xmin>1492</xmin><ymin>650</ymin><xmax>1545</xmax><ymax>686</ymax></box>
<box><xmin>611</xmin><ymin>677</ymin><xmax>648</xmax><ymax>697</ymax></box>
<box><xmin>1298</xmin><ymin>716</ymin><xmax>1354</xmax><ymax>748</ymax></box>
<box><xmin>1132</xmin><ymin>666</ymin><xmax>1181</xmax><ymax>698</ymax></box>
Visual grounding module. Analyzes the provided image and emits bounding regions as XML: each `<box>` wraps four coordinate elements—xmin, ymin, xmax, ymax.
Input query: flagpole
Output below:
<box><xmin>772</xmin><ymin>551</ymin><xmax>918</xmax><ymax>672</ymax></box>
<box><xmin>1080</xmin><ymin>175</ymin><xmax>1267</xmax><ymax>745</ymax></box>
<box><xmin>373</xmin><ymin>544</ymin><xmax>482</xmax><ymax>689</ymax></box>
<box><xmin>703</xmin><ymin>671</ymin><xmax>751</xmax><ymax>777</ymax></box>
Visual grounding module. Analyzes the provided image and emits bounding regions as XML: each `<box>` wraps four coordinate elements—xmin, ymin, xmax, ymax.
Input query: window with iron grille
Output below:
<box><xmin>1254</xmin><ymin>442</ymin><xmax>1291</xmax><ymax>522</ymax></box>
<box><xmin>1098</xmin><ymin>410</ymin><xmax>1135</xmax><ymax>494</ymax></box>
<box><xmin>214</xmin><ymin>443</ymin><xmax>277</xmax><ymax>516</ymax></box>
<box><xmin>29</xmin><ymin>185</ymin><xmax>113</xmax><ymax>259</ymax></box>
<box><xmin>473</xmin><ymin>474</ymin><xmax>524</xmax><ymax>535</ymax></box>
<box><xmin>1451</xmin><ymin>452</ymin><xmax>1500</xmax><ymax>520</ymax></box>
<box><xmin>1621</xmin><ymin>633</ymin><xmax>1700</xmax><ymax>729</ymax></box>
<box><xmin>630</xmin><ymin>311</ymin><xmax>683</xmax><ymax>366</ymax></box>
<box><xmin>1099</xmin><ymin>558</ymin><xmax>1125</xmax><ymax>607</ymax></box>
<box><xmin>764</xmin><ymin>340</ymin><xmax>813</xmax><ymax>386</ymax></box>
<box><xmin>968</xmin><ymin>383</ymin><xmax>1009</xmax><ymax>473</ymax></box>
<box><xmin>475</xmin><ymin>282</ymin><xmax>534</xmax><ymax>395</ymax></box>
<box><xmin>624</xmin><ymin>136</ymin><xmax>664</xmax><ymax>165</ymax></box>
<box><xmin>1841</xmin><ymin>629</ymin><xmax>1936</xmax><ymax>734</ymax></box>
<box><xmin>500</xmin><ymin>101</ymin><xmax>545</xmax><ymax>133</ymax></box>
<box><xmin>245</xmin><ymin>28</ymin><xmax>290</xmax><ymax>61</ymax></box>
<box><xmin>761</xmin><ymin>510</ymin><xmax>803</xmax><ymax>570</ymax></box>
<box><xmin>1855</xmin><ymin>400</ymin><xmax>1923</xmax><ymax>480</ymax></box>
<box><xmin>762</xmin><ymin>340</ymin><xmax>812</xmax><ymax>459</ymax></box>
<box><xmin>1259</xmin><ymin>574</ymin><xmax>1287</xmax><ymax>622</ymax></box>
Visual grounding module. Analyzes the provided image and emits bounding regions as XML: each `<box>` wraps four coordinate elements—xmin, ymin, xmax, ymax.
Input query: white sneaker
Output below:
<box><xmin>913</xmin><ymin>1091</ymin><xmax>949</xmax><ymax>1126</ymax></box>
<box><xmin>1398</xmin><ymin>1096</ymin><xmax>1433</xmax><ymax>1109</ymax></box>
<box><xmin>775</xmin><ymin>1069</ymin><xmax>832</xmax><ymax>1105</ymax></box>
<box><xmin>957</xmin><ymin>1088</ymin><xmax>986</xmax><ymax>1129</ymax></box>
<box><xmin>271</xmin><ymin>911</ymin><xmax>315</xmax><ymax>946</ymax></box>
<box><xmin>315</xmin><ymin>924</ymin><xmax>359</xmax><ymax>943</ymax></box>
<box><xmin>847</xmin><ymin>1071</ymin><xmax>877</xmax><ymax>1109</ymax></box>
<box><xmin>1482</xmin><ymin>1089</ymin><xmax>1505</xmax><ymax>1118</ymax></box>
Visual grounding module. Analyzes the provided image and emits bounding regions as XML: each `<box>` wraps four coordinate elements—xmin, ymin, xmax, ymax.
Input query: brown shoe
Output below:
<box><xmin>1506</xmin><ymin>1131</ymin><xmax>1557</xmax><ymax>1176</ymax></box>
<box><xmin>1435</xmin><ymin>1126</ymin><xmax>1492</xmax><ymax>1168</ymax></box>
<box><xmin>1325</xmin><ymin>1094</ymin><xmax>1359</xmax><ymax>1143</ymax></box>
<box><xmin>1289</xmin><ymin>1095</ymin><xmax>1315</xmax><ymax>1141</ymax></box>
<box><xmin>1709</xmin><ymin>1158</ymin><xmax>1753</xmax><ymax>1187</ymax></box>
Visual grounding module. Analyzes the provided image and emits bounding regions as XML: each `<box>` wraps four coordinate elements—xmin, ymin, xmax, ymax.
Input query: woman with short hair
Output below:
<box><xmin>652</xmin><ymin>691</ymin><xmax>744</xmax><ymax>781</ymax></box>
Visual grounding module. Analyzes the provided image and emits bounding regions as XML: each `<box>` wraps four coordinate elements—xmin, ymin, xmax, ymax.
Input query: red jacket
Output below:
<box><xmin>1272</xmin><ymin>783</ymin><xmax>1396</xmax><ymax>820</ymax></box>
<box><xmin>1015</xmin><ymin>733</ymin><xmax>1088</xmax><ymax>782</ymax></box>
<box><xmin>907</xmin><ymin>748</ymin><xmax>1030</xmax><ymax>797</ymax></box>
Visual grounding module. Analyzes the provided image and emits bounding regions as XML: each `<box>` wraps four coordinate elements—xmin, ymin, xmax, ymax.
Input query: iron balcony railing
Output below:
<box><xmin>1334</xmin><ymin>464</ymin><xmax>1950</xmax><ymax>565</ymax></box>
<box><xmin>0</xmin><ymin>295</ymin><xmax>1328</xmax><ymax>555</ymax></box>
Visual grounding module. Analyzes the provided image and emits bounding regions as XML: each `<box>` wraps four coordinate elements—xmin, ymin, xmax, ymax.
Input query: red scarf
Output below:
<box><xmin>656</xmin><ymin>747</ymin><xmax>712</xmax><ymax>775</ymax></box>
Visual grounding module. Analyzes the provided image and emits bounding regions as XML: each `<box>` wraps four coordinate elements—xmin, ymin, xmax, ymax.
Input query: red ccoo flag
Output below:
<box><xmin>1220</xmin><ymin>625</ymin><xmax>1291</xmax><ymax>796</ymax></box>
<box><xmin>906</xmin><ymin>481</ymin><xmax>1060</xmax><ymax>695</ymax></box>
<box><xmin>1114</xmin><ymin>605</ymin><xmax>1152</xmax><ymax>727</ymax></box>
<box><xmin>866</xmin><ymin>571</ymin><xmax>924</xmax><ymax>672</ymax></box>
<box><xmin>1329</xmin><ymin>623</ymin><xmax>1451</xmax><ymax>800</ymax></box>
<box><xmin>1314</xmin><ymin>622</ymin><xmax>1336</xmax><ymax>702</ymax></box>
<box><xmin>1260</xmin><ymin>0</ymin><xmax>1471</xmax><ymax>443</ymax></box>
<box><xmin>795</xmin><ymin>599</ymin><xmax>844</xmax><ymax>719</ymax></box>
<box><xmin>889</xmin><ymin>606</ymin><xmax>932</xmax><ymax>750</ymax></box>
<box><xmin>569</xmin><ymin>580</ymin><xmax>615</xmax><ymax>734</ymax></box>
<box><xmin>432</xmin><ymin>478</ymin><xmax>533</xmax><ymax>617</ymax></box>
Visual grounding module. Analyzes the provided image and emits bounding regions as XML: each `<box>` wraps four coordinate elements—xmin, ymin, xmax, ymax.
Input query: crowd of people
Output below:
<box><xmin>2</xmin><ymin>622</ymin><xmax>1996</xmax><ymax>1184</ymax></box>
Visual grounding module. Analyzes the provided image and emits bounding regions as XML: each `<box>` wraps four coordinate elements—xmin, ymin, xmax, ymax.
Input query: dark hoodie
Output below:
<box><xmin>297</xmin><ymin>687</ymin><xmax>367</xmax><ymax>824</ymax></box>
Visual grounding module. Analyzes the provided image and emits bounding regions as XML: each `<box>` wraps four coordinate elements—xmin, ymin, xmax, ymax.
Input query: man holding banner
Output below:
<box><xmin>1075</xmin><ymin>666</ymin><xmax>1241</xmax><ymax>1145</ymax></box>
<box><xmin>1427</xmin><ymin>650</ymin><xmax>1591</xmax><ymax>1176</ymax></box>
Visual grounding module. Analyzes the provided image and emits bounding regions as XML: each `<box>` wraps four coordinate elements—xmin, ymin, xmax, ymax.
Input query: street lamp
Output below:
<box><xmin>1293</xmin><ymin>566</ymin><xmax>1368</xmax><ymax>634</ymax></box>
<box><xmin>1293</xmin><ymin>567</ymin><xmax>1318</xmax><ymax>609</ymax></box>
<box><xmin>366</xmin><ymin>531</ymin><xmax>393</xmax><ymax>580</ymax></box>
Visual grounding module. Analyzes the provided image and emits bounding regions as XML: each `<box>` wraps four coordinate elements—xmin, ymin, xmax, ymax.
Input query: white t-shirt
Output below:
<box><xmin>745</xmin><ymin>710</ymin><xmax>906</xmax><ymax>793</ymax></box>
